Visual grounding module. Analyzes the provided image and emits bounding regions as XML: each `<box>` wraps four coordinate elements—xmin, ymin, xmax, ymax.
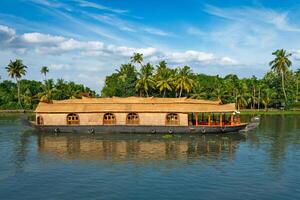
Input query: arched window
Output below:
<box><xmin>67</xmin><ymin>113</ymin><xmax>80</xmax><ymax>125</ymax></box>
<box><xmin>126</xmin><ymin>113</ymin><xmax>139</xmax><ymax>125</ymax></box>
<box><xmin>166</xmin><ymin>113</ymin><xmax>179</xmax><ymax>125</ymax></box>
<box><xmin>103</xmin><ymin>113</ymin><xmax>116</xmax><ymax>125</ymax></box>
<box><xmin>37</xmin><ymin>116</ymin><xmax>43</xmax><ymax>125</ymax></box>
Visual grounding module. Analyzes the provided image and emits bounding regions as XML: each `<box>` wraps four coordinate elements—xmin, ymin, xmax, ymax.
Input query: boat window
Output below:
<box><xmin>37</xmin><ymin>116</ymin><xmax>43</xmax><ymax>125</ymax></box>
<box><xmin>126</xmin><ymin>113</ymin><xmax>139</xmax><ymax>125</ymax></box>
<box><xmin>67</xmin><ymin>113</ymin><xmax>80</xmax><ymax>125</ymax></box>
<box><xmin>103</xmin><ymin>113</ymin><xmax>116</xmax><ymax>125</ymax></box>
<box><xmin>166</xmin><ymin>113</ymin><xmax>179</xmax><ymax>125</ymax></box>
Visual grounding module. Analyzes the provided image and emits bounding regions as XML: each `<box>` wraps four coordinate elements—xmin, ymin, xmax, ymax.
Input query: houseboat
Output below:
<box><xmin>32</xmin><ymin>96</ymin><xmax>248</xmax><ymax>134</ymax></box>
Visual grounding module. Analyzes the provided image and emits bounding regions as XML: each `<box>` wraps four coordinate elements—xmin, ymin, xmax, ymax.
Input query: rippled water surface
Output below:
<box><xmin>0</xmin><ymin>114</ymin><xmax>299</xmax><ymax>200</ymax></box>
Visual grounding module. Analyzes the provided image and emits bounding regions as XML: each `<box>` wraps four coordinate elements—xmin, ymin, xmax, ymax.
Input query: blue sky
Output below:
<box><xmin>0</xmin><ymin>0</ymin><xmax>300</xmax><ymax>91</ymax></box>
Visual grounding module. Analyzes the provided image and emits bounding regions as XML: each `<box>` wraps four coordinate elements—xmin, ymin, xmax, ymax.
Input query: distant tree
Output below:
<box><xmin>295</xmin><ymin>69</ymin><xmax>300</xmax><ymax>102</ymax></box>
<box><xmin>211</xmin><ymin>79</ymin><xmax>227</xmax><ymax>104</ymax></box>
<box><xmin>190</xmin><ymin>82</ymin><xmax>207</xmax><ymax>100</ymax></box>
<box><xmin>261</xmin><ymin>87</ymin><xmax>276</xmax><ymax>110</ymax></box>
<box><xmin>269</xmin><ymin>49</ymin><xmax>292</xmax><ymax>103</ymax></box>
<box><xmin>130</xmin><ymin>53</ymin><xmax>143</xmax><ymax>66</ymax></box>
<box><xmin>38</xmin><ymin>79</ymin><xmax>57</xmax><ymax>103</ymax></box>
<box><xmin>156</xmin><ymin>68</ymin><xmax>173</xmax><ymax>97</ymax></box>
<box><xmin>5</xmin><ymin>59</ymin><xmax>27</xmax><ymax>106</ymax></box>
<box><xmin>40</xmin><ymin>66</ymin><xmax>49</xmax><ymax>80</ymax></box>
<box><xmin>135</xmin><ymin>63</ymin><xmax>155</xmax><ymax>97</ymax></box>
<box><xmin>175</xmin><ymin>66</ymin><xmax>194</xmax><ymax>97</ymax></box>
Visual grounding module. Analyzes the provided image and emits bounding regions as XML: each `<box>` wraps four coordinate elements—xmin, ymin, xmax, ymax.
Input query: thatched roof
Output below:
<box><xmin>35</xmin><ymin>97</ymin><xmax>236</xmax><ymax>113</ymax></box>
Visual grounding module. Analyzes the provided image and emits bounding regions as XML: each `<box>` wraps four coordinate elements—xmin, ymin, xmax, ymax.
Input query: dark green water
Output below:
<box><xmin>0</xmin><ymin>114</ymin><xmax>299</xmax><ymax>200</ymax></box>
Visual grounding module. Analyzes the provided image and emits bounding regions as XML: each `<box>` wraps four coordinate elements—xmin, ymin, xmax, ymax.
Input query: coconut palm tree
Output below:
<box><xmin>190</xmin><ymin>82</ymin><xmax>207</xmax><ymax>99</ymax></box>
<box><xmin>261</xmin><ymin>88</ymin><xmax>276</xmax><ymax>110</ymax></box>
<box><xmin>40</xmin><ymin>66</ymin><xmax>49</xmax><ymax>81</ymax></box>
<box><xmin>234</xmin><ymin>82</ymin><xmax>248</xmax><ymax>110</ymax></box>
<box><xmin>156</xmin><ymin>68</ymin><xmax>173</xmax><ymax>97</ymax></box>
<box><xmin>38</xmin><ymin>79</ymin><xmax>56</xmax><ymax>103</ymax></box>
<box><xmin>295</xmin><ymin>69</ymin><xmax>300</xmax><ymax>102</ymax></box>
<box><xmin>269</xmin><ymin>49</ymin><xmax>292</xmax><ymax>103</ymax></box>
<box><xmin>135</xmin><ymin>63</ymin><xmax>155</xmax><ymax>97</ymax></box>
<box><xmin>130</xmin><ymin>53</ymin><xmax>143</xmax><ymax>66</ymax></box>
<box><xmin>5</xmin><ymin>59</ymin><xmax>27</xmax><ymax>106</ymax></box>
<box><xmin>175</xmin><ymin>66</ymin><xmax>194</xmax><ymax>97</ymax></box>
<box><xmin>212</xmin><ymin>84</ymin><xmax>227</xmax><ymax>104</ymax></box>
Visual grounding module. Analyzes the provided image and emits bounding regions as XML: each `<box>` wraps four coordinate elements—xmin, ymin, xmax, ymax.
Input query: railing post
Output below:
<box><xmin>208</xmin><ymin>114</ymin><xmax>211</xmax><ymax>126</ymax></box>
<box><xmin>195</xmin><ymin>112</ymin><xmax>198</xmax><ymax>126</ymax></box>
<box><xmin>230</xmin><ymin>114</ymin><xmax>234</xmax><ymax>125</ymax></box>
<box><xmin>220</xmin><ymin>113</ymin><xmax>222</xmax><ymax>126</ymax></box>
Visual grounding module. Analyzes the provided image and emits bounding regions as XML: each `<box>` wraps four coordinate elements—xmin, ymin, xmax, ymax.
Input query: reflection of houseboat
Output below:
<box><xmin>38</xmin><ymin>134</ymin><xmax>244</xmax><ymax>161</ymax></box>
<box><xmin>32</xmin><ymin>97</ymin><xmax>247</xmax><ymax>134</ymax></box>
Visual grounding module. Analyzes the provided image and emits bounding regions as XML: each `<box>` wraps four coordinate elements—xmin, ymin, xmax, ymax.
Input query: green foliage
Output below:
<box><xmin>0</xmin><ymin>79</ymin><xmax>96</xmax><ymax>110</ymax></box>
<box><xmin>101</xmin><ymin>52</ymin><xmax>299</xmax><ymax>110</ymax></box>
<box><xmin>162</xmin><ymin>134</ymin><xmax>173</xmax><ymax>139</ymax></box>
<box><xmin>101</xmin><ymin>64</ymin><xmax>137</xmax><ymax>97</ymax></box>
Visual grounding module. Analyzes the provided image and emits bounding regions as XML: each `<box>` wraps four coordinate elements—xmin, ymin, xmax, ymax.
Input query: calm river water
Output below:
<box><xmin>0</xmin><ymin>114</ymin><xmax>299</xmax><ymax>200</ymax></box>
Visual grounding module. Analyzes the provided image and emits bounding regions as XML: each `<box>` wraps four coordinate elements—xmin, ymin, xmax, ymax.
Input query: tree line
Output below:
<box><xmin>0</xmin><ymin>59</ymin><xmax>96</xmax><ymax>109</ymax></box>
<box><xmin>102</xmin><ymin>49</ymin><xmax>300</xmax><ymax>110</ymax></box>
<box><xmin>1</xmin><ymin>49</ymin><xmax>299</xmax><ymax>110</ymax></box>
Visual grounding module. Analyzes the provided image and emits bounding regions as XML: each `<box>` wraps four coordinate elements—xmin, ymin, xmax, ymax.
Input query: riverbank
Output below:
<box><xmin>240</xmin><ymin>109</ymin><xmax>300</xmax><ymax>115</ymax></box>
<box><xmin>0</xmin><ymin>110</ymin><xmax>34</xmax><ymax>113</ymax></box>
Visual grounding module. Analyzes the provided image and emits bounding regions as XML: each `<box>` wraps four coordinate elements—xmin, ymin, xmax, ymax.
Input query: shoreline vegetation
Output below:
<box><xmin>0</xmin><ymin>49</ymin><xmax>299</xmax><ymax>112</ymax></box>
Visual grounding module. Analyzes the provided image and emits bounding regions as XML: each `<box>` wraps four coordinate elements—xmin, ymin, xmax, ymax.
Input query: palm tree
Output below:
<box><xmin>175</xmin><ymin>66</ymin><xmax>194</xmax><ymax>97</ymax></box>
<box><xmin>130</xmin><ymin>53</ymin><xmax>143</xmax><ymax>66</ymax></box>
<box><xmin>40</xmin><ymin>66</ymin><xmax>49</xmax><ymax>80</ymax></box>
<box><xmin>21</xmin><ymin>88</ymin><xmax>33</xmax><ymax>109</ymax></box>
<box><xmin>156</xmin><ymin>68</ymin><xmax>173</xmax><ymax>97</ymax></box>
<box><xmin>269</xmin><ymin>49</ymin><xmax>292</xmax><ymax>103</ymax></box>
<box><xmin>212</xmin><ymin>84</ymin><xmax>227</xmax><ymax>104</ymax></box>
<box><xmin>261</xmin><ymin>88</ymin><xmax>276</xmax><ymax>110</ymax></box>
<box><xmin>190</xmin><ymin>82</ymin><xmax>207</xmax><ymax>99</ymax></box>
<box><xmin>295</xmin><ymin>69</ymin><xmax>300</xmax><ymax>102</ymax></box>
<box><xmin>38</xmin><ymin>79</ymin><xmax>56</xmax><ymax>103</ymax></box>
<box><xmin>5</xmin><ymin>59</ymin><xmax>27</xmax><ymax>106</ymax></box>
<box><xmin>135</xmin><ymin>63</ymin><xmax>155</xmax><ymax>97</ymax></box>
<box><xmin>235</xmin><ymin>82</ymin><xmax>248</xmax><ymax>110</ymax></box>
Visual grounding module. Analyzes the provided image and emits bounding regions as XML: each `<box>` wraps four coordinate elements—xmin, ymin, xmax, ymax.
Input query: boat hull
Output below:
<box><xmin>31</xmin><ymin>124</ymin><xmax>248</xmax><ymax>134</ymax></box>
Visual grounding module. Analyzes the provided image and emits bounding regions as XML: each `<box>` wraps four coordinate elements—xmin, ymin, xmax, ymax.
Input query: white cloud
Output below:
<box><xmin>50</xmin><ymin>64</ymin><xmax>71</xmax><ymax>70</ymax></box>
<box><xmin>163</xmin><ymin>50</ymin><xmax>215</xmax><ymax>64</ymax></box>
<box><xmin>21</xmin><ymin>32</ymin><xmax>65</xmax><ymax>44</ymax></box>
<box><xmin>0</xmin><ymin>24</ymin><xmax>240</xmax><ymax>90</ymax></box>
<box><xmin>292</xmin><ymin>50</ymin><xmax>300</xmax><ymax>60</ymax></box>
<box><xmin>204</xmin><ymin>5</ymin><xmax>300</xmax><ymax>32</ymax></box>
<box><xmin>219</xmin><ymin>57</ymin><xmax>238</xmax><ymax>65</ymax></box>
<box><xmin>75</xmin><ymin>0</ymin><xmax>128</xmax><ymax>14</ymax></box>
<box><xmin>86</xmin><ymin>13</ymin><xmax>172</xmax><ymax>37</ymax></box>
<box><xmin>0</xmin><ymin>25</ymin><xmax>16</xmax><ymax>43</ymax></box>
<box><xmin>143</xmin><ymin>27</ymin><xmax>171</xmax><ymax>36</ymax></box>
<box><xmin>0</xmin><ymin>24</ymin><xmax>237</xmax><ymax>66</ymax></box>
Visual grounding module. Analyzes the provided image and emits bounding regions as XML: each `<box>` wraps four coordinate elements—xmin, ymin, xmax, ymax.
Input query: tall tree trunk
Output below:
<box><xmin>258</xmin><ymin>89</ymin><xmax>261</xmax><ymax>109</ymax></box>
<box><xmin>281</xmin><ymin>70</ymin><xmax>288</xmax><ymax>103</ymax></box>
<box><xmin>146</xmin><ymin>90</ymin><xmax>149</xmax><ymax>97</ymax></box>
<box><xmin>16</xmin><ymin>78</ymin><xmax>21</xmax><ymax>107</ymax></box>
<box><xmin>179</xmin><ymin>87</ymin><xmax>183</xmax><ymax>98</ymax></box>
<box><xmin>296</xmin><ymin>76</ymin><xmax>299</xmax><ymax>102</ymax></box>
<box><xmin>264</xmin><ymin>103</ymin><xmax>267</xmax><ymax>111</ymax></box>
<box><xmin>163</xmin><ymin>89</ymin><xmax>166</xmax><ymax>98</ymax></box>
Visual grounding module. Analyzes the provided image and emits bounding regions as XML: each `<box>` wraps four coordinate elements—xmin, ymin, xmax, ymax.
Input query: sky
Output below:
<box><xmin>0</xmin><ymin>0</ymin><xmax>300</xmax><ymax>92</ymax></box>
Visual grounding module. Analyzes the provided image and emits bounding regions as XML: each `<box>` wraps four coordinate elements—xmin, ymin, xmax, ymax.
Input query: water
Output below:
<box><xmin>0</xmin><ymin>114</ymin><xmax>299</xmax><ymax>200</ymax></box>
